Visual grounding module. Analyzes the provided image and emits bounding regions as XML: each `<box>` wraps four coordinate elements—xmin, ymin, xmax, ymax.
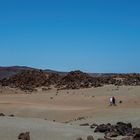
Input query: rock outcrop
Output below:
<box><xmin>93</xmin><ymin>122</ymin><xmax>140</xmax><ymax>140</ymax></box>
<box><xmin>0</xmin><ymin>70</ymin><xmax>140</xmax><ymax>91</ymax></box>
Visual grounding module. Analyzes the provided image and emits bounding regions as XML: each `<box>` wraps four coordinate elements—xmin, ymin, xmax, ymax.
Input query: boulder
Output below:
<box><xmin>116</xmin><ymin>122</ymin><xmax>132</xmax><ymax>136</ymax></box>
<box><xmin>105</xmin><ymin>131</ymin><xmax>119</xmax><ymax>137</ymax></box>
<box><xmin>94</xmin><ymin>124</ymin><xmax>111</xmax><ymax>133</ymax></box>
<box><xmin>0</xmin><ymin>113</ymin><xmax>5</xmax><ymax>116</ymax></box>
<box><xmin>9</xmin><ymin>114</ymin><xmax>14</xmax><ymax>117</ymax></box>
<box><xmin>18</xmin><ymin>132</ymin><xmax>30</xmax><ymax>140</ymax></box>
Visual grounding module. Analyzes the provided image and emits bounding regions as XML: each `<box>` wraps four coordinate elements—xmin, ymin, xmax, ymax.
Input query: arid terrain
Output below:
<box><xmin>0</xmin><ymin>67</ymin><xmax>140</xmax><ymax>140</ymax></box>
<box><xmin>0</xmin><ymin>85</ymin><xmax>140</xmax><ymax>140</ymax></box>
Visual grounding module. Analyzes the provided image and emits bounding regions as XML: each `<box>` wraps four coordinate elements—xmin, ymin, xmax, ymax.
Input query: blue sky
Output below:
<box><xmin>0</xmin><ymin>0</ymin><xmax>140</xmax><ymax>73</ymax></box>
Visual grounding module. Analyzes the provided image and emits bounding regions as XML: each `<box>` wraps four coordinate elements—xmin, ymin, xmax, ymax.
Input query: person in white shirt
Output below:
<box><xmin>109</xmin><ymin>97</ymin><xmax>113</xmax><ymax>106</ymax></box>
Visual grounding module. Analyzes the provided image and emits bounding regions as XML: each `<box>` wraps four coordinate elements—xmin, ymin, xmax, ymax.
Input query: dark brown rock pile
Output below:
<box><xmin>56</xmin><ymin>72</ymin><xmax>140</xmax><ymax>90</ymax></box>
<box><xmin>0</xmin><ymin>69</ymin><xmax>140</xmax><ymax>91</ymax></box>
<box><xmin>56</xmin><ymin>70</ymin><xmax>100</xmax><ymax>89</ymax></box>
<box><xmin>76</xmin><ymin>122</ymin><xmax>140</xmax><ymax>140</ymax></box>
<box><xmin>93</xmin><ymin>122</ymin><xmax>140</xmax><ymax>140</ymax></box>
<box><xmin>0</xmin><ymin>70</ymin><xmax>62</xmax><ymax>91</ymax></box>
<box><xmin>113</xmin><ymin>74</ymin><xmax>140</xmax><ymax>86</ymax></box>
<box><xmin>0</xmin><ymin>113</ymin><xmax>5</xmax><ymax>116</ymax></box>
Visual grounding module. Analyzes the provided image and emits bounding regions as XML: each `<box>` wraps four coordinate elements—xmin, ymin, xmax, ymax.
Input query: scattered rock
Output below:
<box><xmin>50</xmin><ymin>97</ymin><xmax>53</xmax><ymax>99</ymax></box>
<box><xmin>119</xmin><ymin>101</ymin><xmax>123</xmax><ymax>104</ymax></box>
<box><xmin>80</xmin><ymin>123</ymin><xmax>89</xmax><ymax>126</ymax></box>
<box><xmin>18</xmin><ymin>132</ymin><xmax>30</xmax><ymax>140</ymax></box>
<box><xmin>93</xmin><ymin>122</ymin><xmax>140</xmax><ymax>140</ymax></box>
<box><xmin>105</xmin><ymin>131</ymin><xmax>119</xmax><ymax>137</ymax></box>
<box><xmin>0</xmin><ymin>113</ymin><xmax>5</xmax><ymax>116</ymax></box>
<box><xmin>9</xmin><ymin>114</ymin><xmax>14</xmax><ymax>117</ymax></box>
<box><xmin>94</xmin><ymin>124</ymin><xmax>111</xmax><ymax>133</ymax></box>
<box><xmin>116</xmin><ymin>122</ymin><xmax>133</xmax><ymax>136</ymax></box>
<box><xmin>77</xmin><ymin>117</ymin><xmax>85</xmax><ymax>121</ymax></box>
<box><xmin>90</xmin><ymin>123</ymin><xmax>98</xmax><ymax>129</ymax></box>
<box><xmin>16</xmin><ymin>121</ymin><xmax>140</xmax><ymax>140</ymax></box>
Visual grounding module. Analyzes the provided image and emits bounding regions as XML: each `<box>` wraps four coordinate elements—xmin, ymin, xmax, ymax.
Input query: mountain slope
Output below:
<box><xmin>0</xmin><ymin>66</ymin><xmax>37</xmax><ymax>79</ymax></box>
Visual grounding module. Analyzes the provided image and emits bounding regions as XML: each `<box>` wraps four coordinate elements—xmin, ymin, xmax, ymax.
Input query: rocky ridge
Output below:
<box><xmin>0</xmin><ymin>70</ymin><xmax>140</xmax><ymax>91</ymax></box>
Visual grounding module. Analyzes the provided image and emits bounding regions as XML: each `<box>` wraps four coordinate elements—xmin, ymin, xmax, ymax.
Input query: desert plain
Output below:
<box><xmin>0</xmin><ymin>85</ymin><xmax>140</xmax><ymax>140</ymax></box>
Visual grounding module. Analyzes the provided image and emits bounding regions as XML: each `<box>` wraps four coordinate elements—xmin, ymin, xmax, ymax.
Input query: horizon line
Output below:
<box><xmin>0</xmin><ymin>65</ymin><xmax>140</xmax><ymax>74</ymax></box>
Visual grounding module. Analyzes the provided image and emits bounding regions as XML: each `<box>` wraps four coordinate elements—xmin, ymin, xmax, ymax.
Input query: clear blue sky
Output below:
<box><xmin>0</xmin><ymin>0</ymin><xmax>140</xmax><ymax>73</ymax></box>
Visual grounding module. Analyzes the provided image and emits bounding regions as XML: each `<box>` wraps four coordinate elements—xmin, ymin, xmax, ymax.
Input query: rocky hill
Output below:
<box><xmin>0</xmin><ymin>66</ymin><xmax>37</xmax><ymax>79</ymax></box>
<box><xmin>56</xmin><ymin>70</ymin><xmax>100</xmax><ymax>89</ymax></box>
<box><xmin>0</xmin><ymin>70</ymin><xmax>61</xmax><ymax>91</ymax></box>
<box><xmin>0</xmin><ymin>66</ymin><xmax>140</xmax><ymax>91</ymax></box>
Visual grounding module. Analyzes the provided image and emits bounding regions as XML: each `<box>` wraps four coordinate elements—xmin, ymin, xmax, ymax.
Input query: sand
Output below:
<box><xmin>0</xmin><ymin>85</ymin><xmax>140</xmax><ymax>139</ymax></box>
<box><xmin>0</xmin><ymin>116</ymin><xmax>94</xmax><ymax>140</ymax></box>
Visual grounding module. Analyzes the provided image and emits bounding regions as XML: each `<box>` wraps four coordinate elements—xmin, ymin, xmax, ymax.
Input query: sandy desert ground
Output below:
<box><xmin>0</xmin><ymin>85</ymin><xmax>140</xmax><ymax>140</ymax></box>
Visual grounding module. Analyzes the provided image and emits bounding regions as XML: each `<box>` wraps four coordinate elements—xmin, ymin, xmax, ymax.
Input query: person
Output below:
<box><xmin>109</xmin><ymin>97</ymin><xmax>113</xmax><ymax>106</ymax></box>
<box><xmin>112</xmin><ymin>96</ymin><xmax>116</xmax><ymax>106</ymax></box>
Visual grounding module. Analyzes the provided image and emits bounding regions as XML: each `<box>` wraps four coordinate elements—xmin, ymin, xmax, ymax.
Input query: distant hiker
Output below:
<box><xmin>109</xmin><ymin>97</ymin><xmax>113</xmax><ymax>106</ymax></box>
<box><xmin>109</xmin><ymin>96</ymin><xmax>116</xmax><ymax>106</ymax></box>
<box><xmin>112</xmin><ymin>96</ymin><xmax>116</xmax><ymax>106</ymax></box>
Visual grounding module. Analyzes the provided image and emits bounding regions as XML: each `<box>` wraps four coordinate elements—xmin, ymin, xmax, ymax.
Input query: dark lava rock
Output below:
<box><xmin>80</xmin><ymin>123</ymin><xmax>89</xmax><ymax>126</ymax></box>
<box><xmin>94</xmin><ymin>124</ymin><xmax>111</xmax><ymax>133</ymax></box>
<box><xmin>9</xmin><ymin>114</ymin><xmax>14</xmax><ymax>117</ymax></box>
<box><xmin>119</xmin><ymin>101</ymin><xmax>123</xmax><ymax>104</ymax></box>
<box><xmin>105</xmin><ymin>131</ymin><xmax>119</xmax><ymax>137</ymax></box>
<box><xmin>116</xmin><ymin>122</ymin><xmax>133</xmax><ymax>136</ymax></box>
<box><xmin>0</xmin><ymin>113</ymin><xmax>5</xmax><ymax>116</ymax></box>
<box><xmin>94</xmin><ymin>122</ymin><xmax>135</xmax><ymax>139</ymax></box>
<box><xmin>18</xmin><ymin>132</ymin><xmax>30</xmax><ymax>140</ymax></box>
